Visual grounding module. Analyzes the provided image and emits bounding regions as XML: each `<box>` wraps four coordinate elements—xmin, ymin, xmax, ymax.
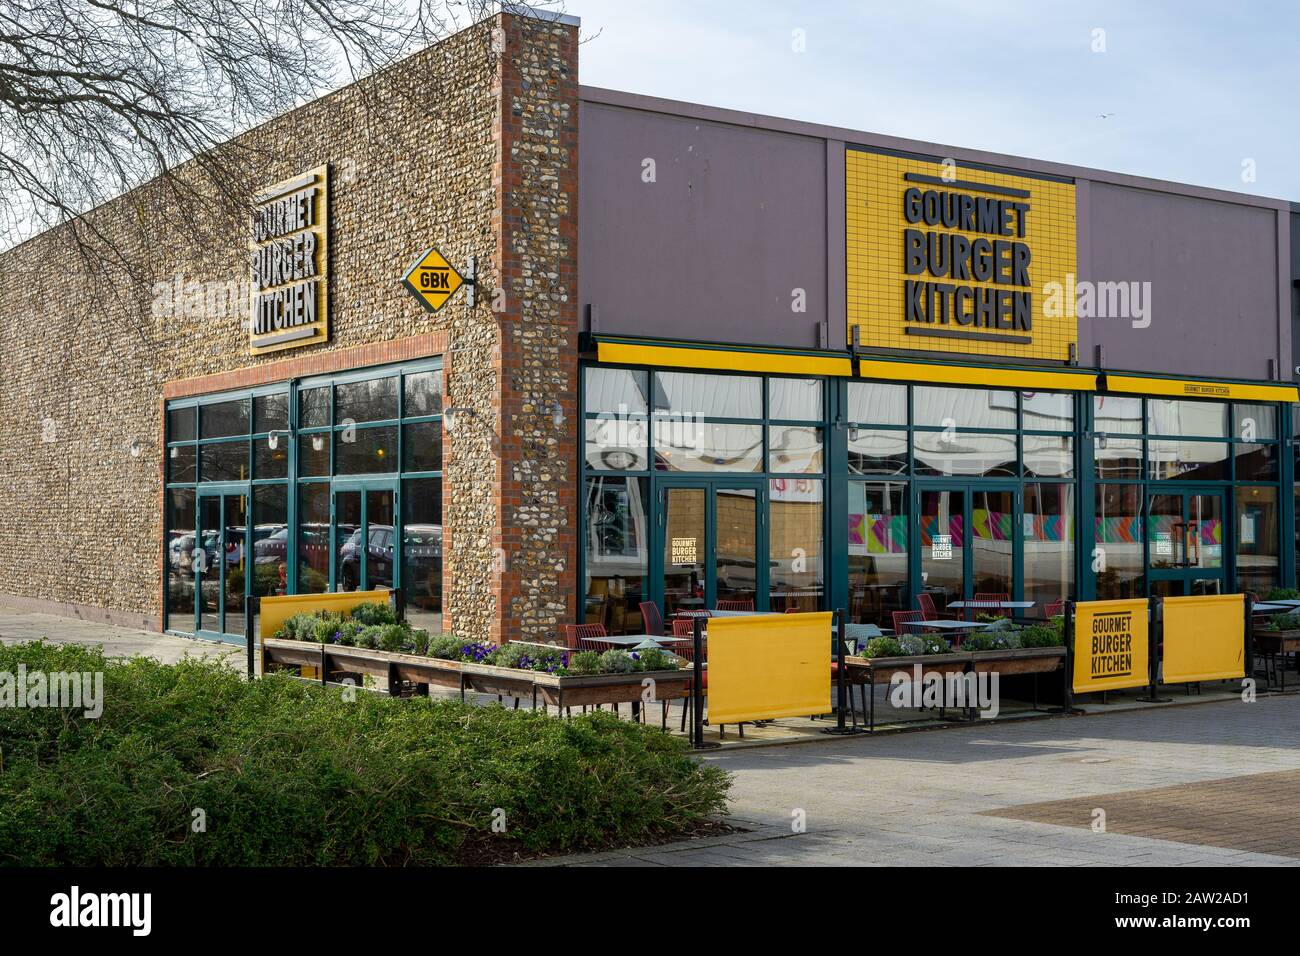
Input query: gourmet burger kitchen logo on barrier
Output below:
<box><xmin>249</xmin><ymin>165</ymin><xmax>329</xmax><ymax>355</ymax></box>
<box><xmin>846</xmin><ymin>148</ymin><xmax>1078</xmax><ymax>362</ymax></box>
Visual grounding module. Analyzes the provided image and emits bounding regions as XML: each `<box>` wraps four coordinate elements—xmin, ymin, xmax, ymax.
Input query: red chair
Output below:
<box><xmin>670</xmin><ymin>618</ymin><xmax>706</xmax><ymax>661</ymax></box>
<box><xmin>563</xmin><ymin>623</ymin><xmax>616</xmax><ymax>652</ymax></box>
<box><xmin>1044</xmin><ymin>599</ymin><xmax>1064</xmax><ymax>618</ymax></box>
<box><xmin>892</xmin><ymin>610</ymin><xmax>926</xmax><ymax>635</ymax></box>
<box><xmin>785</xmin><ymin>607</ymin><xmax>801</xmax><ymax>613</ymax></box>
<box><xmin>716</xmin><ymin>599</ymin><xmax>755</xmax><ymax>611</ymax></box>
<box><xmin>974</xmin><ymin>592</ymin><xmax>1010</xmax><ymax>618</ymax></box>
<box><xmin>639</xmin><ymin>601</ymin><xmax>663</xmax><ymax>637</ymax></box>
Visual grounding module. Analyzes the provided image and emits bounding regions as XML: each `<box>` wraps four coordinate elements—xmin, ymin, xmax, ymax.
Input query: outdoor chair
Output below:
<box><xmin>639</xmin><ymin>600</ymin><xmax>664</xmax><ymax>637</ymax></box>
<box><xmin>974</xmin><ymin>592</ymin><xmax>1011</xmax><ymax>618</ymax></box>
<box><xmin>563</xmin><ymin>623</ymin><xmax>617</xmax><ymax>652</ymax></box>
<box><xmin>916</xmin><ymin>592</ymin><xmax>959</xmax><ymax>621</ymax></box>
<box><xmin>670</xmin><ymin>617</ymin><xmax>706</xmax><ymax>660</ymax></box>
<box><xmin>716</xmin><ymin>598</ymin><xmax>755</xmax><ymax>611</ymax></box>
<box><xmin>891</xmin><ymin>609</ymin><xmax>929</xmax><ymax>635</ymax></box>
<box><xmin>1044</xmin><ymin>599</ymin><xmax>1064</xmax><ymax>618</ymax></box>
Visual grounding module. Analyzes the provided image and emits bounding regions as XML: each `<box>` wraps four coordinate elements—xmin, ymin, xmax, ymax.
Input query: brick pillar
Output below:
<box><xmin>490</xmin><ymin>12</ymin><xmax>580</xmax><ymax>643</ymax></box>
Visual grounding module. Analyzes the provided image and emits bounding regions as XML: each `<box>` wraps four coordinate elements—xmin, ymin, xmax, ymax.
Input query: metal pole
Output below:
<box><xmin>1141</xmin><ymin>596</ymin><xmax>1171</xmax><ymax>703</ymax></box>
<box><xmin>692</xmin><ymin>616</ymin><xmax>705</xmax><ymax>749</ymax></box>
<box><xmin>245</xmin><ymin>595</ymin><xmax>258</xmax><ymax>680</ymax></box>
<box><xmin>835</xmin><ymin>608</ymin><xmax>847</xmax><ymax>731</ymax></box>
<box><xmin>1062</xmin><ymin>599</ymin><xmax>1075</xmax><ymax>714</ymax></box>
<box><xmin>1243</xmin><ymin>592</ymin><xmax>1254</xmax><ymax>688</ymax></box>
<box><xmin>390</xmin><ymin>587</ymin><xmax>405</xmax><ymax>624</ymax></box>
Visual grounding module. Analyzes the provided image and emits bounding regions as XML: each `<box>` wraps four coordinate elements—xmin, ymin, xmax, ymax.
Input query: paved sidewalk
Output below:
<box><xmin>542</xmin><ymin>692</ymin><xmax>1300</xmax><ymax>866</ymax></box>
<box><xmin>0</xmin><ymin>606</ymin><xmax>240</xmax><ymax>666</ymax></box>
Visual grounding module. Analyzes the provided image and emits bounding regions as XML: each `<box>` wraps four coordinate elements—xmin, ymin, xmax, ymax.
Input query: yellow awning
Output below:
<box><xmin>857</xmin><ymin>359</ymin><xmax>1097</xmax><ymax>392</ymax></box>
<box><xmin>595</xmin><ymin>340</ymin><xmax>853</xmax><ymax>377</ymax></box>
<box><xmin>1103</xmin><ymin>374</ymin><xmax>1299</xmax><ymax>403</ymax></box>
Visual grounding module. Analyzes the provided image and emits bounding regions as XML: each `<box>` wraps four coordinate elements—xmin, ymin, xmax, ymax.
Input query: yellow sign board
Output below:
<box><xmin>1104</xmin><ymin>374</ymin><xmax>1300</xmax><ymax>404</ymax></box>
<box><xmin>1072</xmin><ymin>599</ymin><xmax>1149</xmax><ymax>694</ymax></box>
<box><xmin>707</xmin><ymin>612</ymin><xmax>831</xmax><ymax>725</ymax></box>
<box><xmin>846</xmin><ymin>147</ymin><xmax>1078</xmax><ymax>362</ymax></box>
<box><xmin>402</xmin><ymin>246</ymin><xmax>465</xmax><ymax>313</ymax></box>
<box><xmin>250</xmin><ymin>165</ymin><xmax>329</xmax><ymax>355</ymax></box>
<box><xmin>1162</xmin><ymin>594</ymin><xmax>1244</xmax><ymax>684</ymax></box>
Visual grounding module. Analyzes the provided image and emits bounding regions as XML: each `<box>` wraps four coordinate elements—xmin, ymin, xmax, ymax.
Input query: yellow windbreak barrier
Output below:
<box><xmin>1072</xmin><ymin>599</ymin><xmax>1150</xmax><ymax>694</ymax></box>
<box><xmin>259</xmin><ymin>590</ymin><xmax>392</xmax><ymax>642</ymax></box>
<box><xmin>707</xmin><ymin>612</ymin><xmax>831</xmax><ymax>725</ymax></box>
<box><xmin>1162</xmin><ymin>594</ymin><xmax>1245</xmax><ymax>684</ymax></box>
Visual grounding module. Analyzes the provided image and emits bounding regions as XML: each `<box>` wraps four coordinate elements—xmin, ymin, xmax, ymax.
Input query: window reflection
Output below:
<box><xmin>1237</xmin><ymin>486</ymin><xmax>1278</xmax><ymax>596</ymax></box>
<box><xmin>768</xmin><ymin>377</ymin><xmax>822</xmax><ymax>421</ymax></box>
<box><xmin>1023</xmin><ymin>483</ymin><xmax>1073</xmax><ymax>607</ymax></box>
<box><xmin>913</xmin><ymin>386</ymin><xmax>1016</xmax><ymax>430</ymax></box>
<box><xmin>585</xmin><ymin>416</ymin><xmax>649</xmax><ymax>471</ymax></box>
<box><xmin>1147</xmin><ymin>399</ymin><xmax>1228</xmax><ymax>438</ymax></box>
<box><xmin>403</xmin><ymin>477</ymin><xmax>442</xmax><ymax>634</ymax></box>
<box><xmin>1021</xmin><ymin>391</ymin><xmax>1073</xmax><ymax>431</ymax></box>
<box><xmin>654</xmin><ymin>421</ymin><xmax>763</xmax><ymax>473</ymax></box>
<box><xmin>847</xmin><ymin>429</ymin><xmax>908</xmax><ymax>476</ymax></box>
<box><xmin>768</xmin><ymin>425</ymin><xmax>823</xmax><ymax>474</ymax></box>
<box><xmin>166</xmin><ymin>489</ymin><xmax>196</xmax><ymax>627</ymax></box>
<box><xmin>913</xmin><ymin>431</ymin><xmax>1016</xmax><ymax>477</ymax></box>
<box><xmin>585</xmin><ymin>477</ymin><xmax>648</xmax><ymax>634</ymax></box>
<box><xmin>1147</xmin><ymin>440</ymin><xmax>1229</xmax><ymax>481</ymax></box>
<box><xmin>335</xmin><ymin>376</ymin><xmax>398</xmax><ymax>423</ymax></box>
<box><xmin>848</xmin><ymin>482</ymin><xmax>907</xmax><ymax>627</ymax></box>
<box><xmin>1095</xmin><ymin>484</ymin><xmax>1144</xmax><ymax>599</ymax></box>
<box><xmin>846</xmin><ymin>382</ymin><xmax>907</xmax><ymax>426</ymax></box>
<box><xmin>653</xmin><ymin>371</ymin><xmax>761</xmax><ymax>419</ymax></box>
<box><xmin>1023</xmin><ymin>434</ymin><xmax>1073</xmax><ymax>478</ymax></box>
<box><xmin>1093</xmin><ymin>395</ymin><xmax>1142</xmax><ymax>435</ymax></box>
<box><xmin>770</xmin><ymin>479</ymin><xmax>823</xmax><ymax>612</ymax></box>
<box><xmin>585</xmin><ymin>367</ymin><xmax>649</xmax><ymax>415</ymax></box>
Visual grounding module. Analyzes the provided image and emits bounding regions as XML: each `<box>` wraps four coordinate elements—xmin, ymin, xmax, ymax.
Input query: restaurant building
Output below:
<box><xmin>2</xmin><ymin>8</ymin><xmax>1298</xmax><ymax>645</ymax></box>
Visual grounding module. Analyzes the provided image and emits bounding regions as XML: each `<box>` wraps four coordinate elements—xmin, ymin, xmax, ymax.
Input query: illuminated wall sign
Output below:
<box><xmin>846</xmin><ymin>148</ymin><xmax>1077</xmax><ymax>362</ymax></box>
<box><xmin>249</xmin><ymin>165</ymin><xmax>329</xmax><ymax>355</ymax></box>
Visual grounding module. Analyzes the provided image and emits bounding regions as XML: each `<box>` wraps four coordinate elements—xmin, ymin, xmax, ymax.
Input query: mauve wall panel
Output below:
<box><xmin>579</xmin><ymin>102</ymin><xmax>830</xmax><ymax>349</ymax></box>
<box><xmin>1081</xmin><ymin>182</ymin><xmax>1280</xmax><ymax>380</ymax></box>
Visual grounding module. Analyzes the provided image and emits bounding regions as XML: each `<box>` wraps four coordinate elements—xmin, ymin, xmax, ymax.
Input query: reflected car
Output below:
<box><xmin>339</xmin><ymin>525</ymin><xmax>395</xmax><ymax>592</ymax></box>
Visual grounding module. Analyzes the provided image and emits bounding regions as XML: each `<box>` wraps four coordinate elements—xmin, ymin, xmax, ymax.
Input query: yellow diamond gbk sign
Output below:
<box><xmin>402</xmin><ymin>247</ymin><xmax>466</xmax><ymax>313</ymax></box>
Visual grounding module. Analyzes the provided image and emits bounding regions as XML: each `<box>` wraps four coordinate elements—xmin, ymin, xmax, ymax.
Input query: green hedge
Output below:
<box><xmin>0</xmin><ymin>641</ymin><xmax>730</xmax><ymax>866</ymax></box>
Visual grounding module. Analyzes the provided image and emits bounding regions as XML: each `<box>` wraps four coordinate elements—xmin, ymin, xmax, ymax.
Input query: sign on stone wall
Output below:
<box><xmin>402</xmin><ymin>246</ymin><xmax>466</xmax><ymax>313</ymax></box>
<box><xmin>249</xmin><ymin>165</ymin><xmax>329</xmax><ymax>355</ymax></box>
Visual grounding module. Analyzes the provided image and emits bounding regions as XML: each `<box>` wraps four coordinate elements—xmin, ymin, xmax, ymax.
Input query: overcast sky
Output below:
<box><xmin>564</xmin><ymin>0</ymin><xmax>1298</xmax><ymax>201</ymax></box>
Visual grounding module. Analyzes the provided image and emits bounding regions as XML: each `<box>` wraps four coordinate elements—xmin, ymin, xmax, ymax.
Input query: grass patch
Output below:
<box><xmin>0</xmin><ymin>641</ymin><xmax>730</xmax><ymax>866</ymax></box>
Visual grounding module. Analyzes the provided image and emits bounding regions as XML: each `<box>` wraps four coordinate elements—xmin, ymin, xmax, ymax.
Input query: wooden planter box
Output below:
<box><xmin>261</xmin><ymin>638</ymin><xmax>692</xmax><ymax>709</ymax></box>
<box><xmin>1253</xmin><ymin>628</ymin><xmax>1300</xmax><ymax>655</ymax></box>
<box><xmin>843</xmin><ymin>646</ymin><xmax>1065</xmax><ymax>684</ymax></box>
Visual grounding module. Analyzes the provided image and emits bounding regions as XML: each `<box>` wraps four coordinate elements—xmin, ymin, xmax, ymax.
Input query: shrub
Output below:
<box><xmin>336</xmin><ymin>620</ymin><xmax>365</xmax><ymax>647</ymax></box>
<box><xmin>313</xmin><ymin>613</ymin><xmax>346</xmax><ymax>644</ymax></box>
<box><xmin>1261</xmin><ymin>612</ymin><xmax>1300</xmax><ymax>632</ymax></box>
<box><xmin>0</xmin><ymin>641</ymin><xmax>730</xmax><ymax>866</ymax></box>
<box><xmin>409</xmin><ymin>629</ymin><xmax>431</xmax><ymax>657</ymax></box>
<box><xmin>493</xmin><ymin>642</ymin><xmax>535</xmax><ymax>670</ymax></box>
<box><xmin>1020</xmin><ymin>625</ymin><xmax>1064</xmax><ymax>648</ymax></box>
<box><xmin>599</xmin><ymin>650</ymin><xmax>638</xmax><ymax>674</ymax></box>
<box><xmin>863</xmin><ymin>636</ymin><xmax>904</xmax><ymax>659</ymax></box>
<box><xmin>376</xmin><ymin>623</ymin><xmax>415</xmax><ymax>653</ymax></box>
<box><xmin>350</xmin><ymin>601</ymin><xmax>397</xmax><ymax>627</ymax></box>
<box><xmin>635</xmin><ymin>647</ymin><xmax>677</xmax><ymax>672</ymax></box>
<box><xmin>568</xmin><ymin>651</ymin><xmax>601</xmax><ymax>675</ymax></box>
<box><xmin>1265</xmin><ymin>587</ymin><xmax>1300</xmax><ymax>601</ymax></box>
<box><xmin>428</xmin><ymin>634</ymin><xmax>465</xmax><ymax>660</ymax></box>
<box><xmin>355</xmin><ymin>625</ymin><xmax>384</xmax><ymax>650</ymax></box>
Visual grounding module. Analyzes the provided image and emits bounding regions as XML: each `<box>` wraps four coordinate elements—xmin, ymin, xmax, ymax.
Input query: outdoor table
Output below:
<box><xmin>898</xmin><ymin>617</ymin><xmax>991</xmax><ymax>649</ymax></box>
<box><xmin>1251</xmin><ymin>602</ymin><xmax>1295</xmax><ymax>615</ymax></box>
<box><xmin>946</xmin><ymin>601</ymin><xmax>1037</xmax><ymax>611</ymax></box>
<box><xmin>707</xmin><ymin>609</ymin><xmax>779</xmax><ymax>617</ymax></box>
<box><xmin>598</xmin><ymin>633</ymin><xmax>692</xmax><ymax>648</ymax></box>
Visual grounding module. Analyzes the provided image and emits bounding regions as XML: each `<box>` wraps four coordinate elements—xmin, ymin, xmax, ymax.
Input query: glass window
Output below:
<box><xmin>583</xmin><ymin>476</ymin><xmax>649</xmax><ymax>634</ymax></box>
<box><xmin>298</xmin><ymin>432</ymin><xmax>329</xmax><ymax>477</ymax></box>
<box><xmin>1094</xmin><ymin>484</ymin><xmax>1144</xmax><ymax>599</ymax></box>
<box><xmin>167</xmin><ymin>444</ymin><xmax>197</xmax><ymax>483</ymax></box>
<box><xmin>1094</xmin><ymin>435</ymin><xmax>1142</xmax><ymax>479</ymax></box>
<box><xmin>404</xmin><ymin>370</ymin><xmax>443</xmax><ymax>419</ymax></box>
<box><xmin>250</xmin><ymin>484</ymin><xmax>288</xmax><ymax>639</ymax></box>
<box><xmin>654</xmin><ymin>421</ymin><xmax>762</xmax><ymax>473</ymax></box>
<box><xmin>200</xmin><ymin>399</ymin><xmax>250</xmax><ymax>439</ymax></box>
<box><xmin>297</xmin><ymin>484</ymin><xmax>330</xmax><ymax>594</ymax></box>
<box><xmin>200</xmin><ymin>441</ymin><xmax>248</xmax><ymax>482</ymax></box>
<box><xmin>1234</xmin><ymin>403</ymin><xmax>1277</xmax><ymax>441</ymax></box>
<box><xmin>335</xmin><ymin>376</ymin><xmax>398</xmax><ymax>424</ymax></box>
<box><xmin>254</xmin><ymin>433</ymin><xmax>289</xmax><ymax>479</ymax></box>
<box><xmin>585</xmin><ymin>417</ymin><xmax>648</xmax><ymax>471</ymax></box>
<box><xmin>168</xmin><ymin>406</ymin><xmax>196</xmax><ymax>442</ymax></box>
<box><xmin>403</xmin><ymin>421</ymin><xmax>442</xmax><ymax>473</ymax></box>
<box><xmin>913</xmin><ymin>385</ymin><xmax>1016</xmax><ymax>430</ymax></box>
<box><xmin>768</xmin><ymin>378</ymin><xmax>822</xmax><ymax>421</ymax></box>
<box><xmin>1147</xmin><ymin>440</ymin><xmax>1229</xmax><ymax>481</ymax></box>
<box><xmin>1023</xmin><ymin>483</ymin><xmax>1073</xmax><ymax>608</ymax></box>
<box><xmin>298</xmin><ymin>386</ymin><xmax>330</xmax><ymax>429</ymax></box>
<box><xmin>847</xmin><ymin>429</ymin><xmax>908</xmax><ymax>476</ymax></box>
<box><xmin>1235</xmin><ymin>443</ymin><xmax>1279</xmax><ymax>482</ymax></box>
<box><xmin>1021</xmin><ymin>392</ymin><xmax>1073</xmax><ymax>432</ymax></box>
<box><xmin>848</xmin><ymin>481</ymin><xmax>908</xmax><ymax>628</ymax></box>
<box><xmin>846</xmin><ymin>381</ymin><xmax>907</xmax><ymax>426</ymax></box>
<box><xmin>1236</xmin><ymin>486</ymin><xmax>1279</xmax><ymax>596</ymax></box>
<box><xmin>335</xmin><ymin>426</ymin><xmax>397</xmax><ymax>474</ymax></box>
<box><xmin>166</xmin><ymin>488</ymin><xmax>197</xmax><ymax>627</ymax></box>
<box><xmin>769</xmin><ymin>478</ymin><xmax>823</xmax><ymax>612</ymax></box>
<box><xmin>1147</xmin><ymin>399</ymin><xmax>1228</xmax><ymax>438</ymax></box>
<box><xmin>768</xmin><ymin>425</ymin><xmax>823</xmax><ymax>474</ymax></box>
<box><xmin>403</xmin><ymin>477</ymin><xmax>443</xmax><ymax>634</ymax></box>
<box><xmin>585</xmin><ymin>367</ymin><xmax>648</xmax><ymax>415</ymax></box>
<box><xmin>913</xmin><ymin>431</ymin><xmax>1017</xmax><ymax>477</ymax></box>
<box><xmin>1093</xmin><ymin>395</ymin><xmax>1142</xmax><ymax>435</ymax></box>
<box><xmin>253</xmin><ymin>393</ymin><xmax>289</xmax><ymax>434</ymax></box>
<box><xmin>653</xmin><ymin>371</ymin><xmax>760</xmax><ymax>419</ymax></box>
<box><xmin>1023</xmin><ymin>434</ymin><xmax>1074</xmax><ymax>478</ymax></box>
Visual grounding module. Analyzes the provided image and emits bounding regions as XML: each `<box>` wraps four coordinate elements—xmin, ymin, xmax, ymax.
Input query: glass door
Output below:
<box><xmin>195</xmin><ymin>490</ymin><xmax>248</xmax><ymax>639</ymax></box>
<box><xmin>332</xmin><ymin>482</ymin><xmax>397</xmax><ymax>592</ymax></box>
<box><xmin>916</xmin><ymin>483</ymin><xmax>1018</xmax><ymax>615</ymax></box>
<box><xmin>1147</xmin><ymin>488</ymin><xmax>1226</xmax><ymax>597</ymax></box>
<box><xmin>659</xmin><ymin>479</ymin><xmax>764</xmax><ymax>617</ymax></box>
